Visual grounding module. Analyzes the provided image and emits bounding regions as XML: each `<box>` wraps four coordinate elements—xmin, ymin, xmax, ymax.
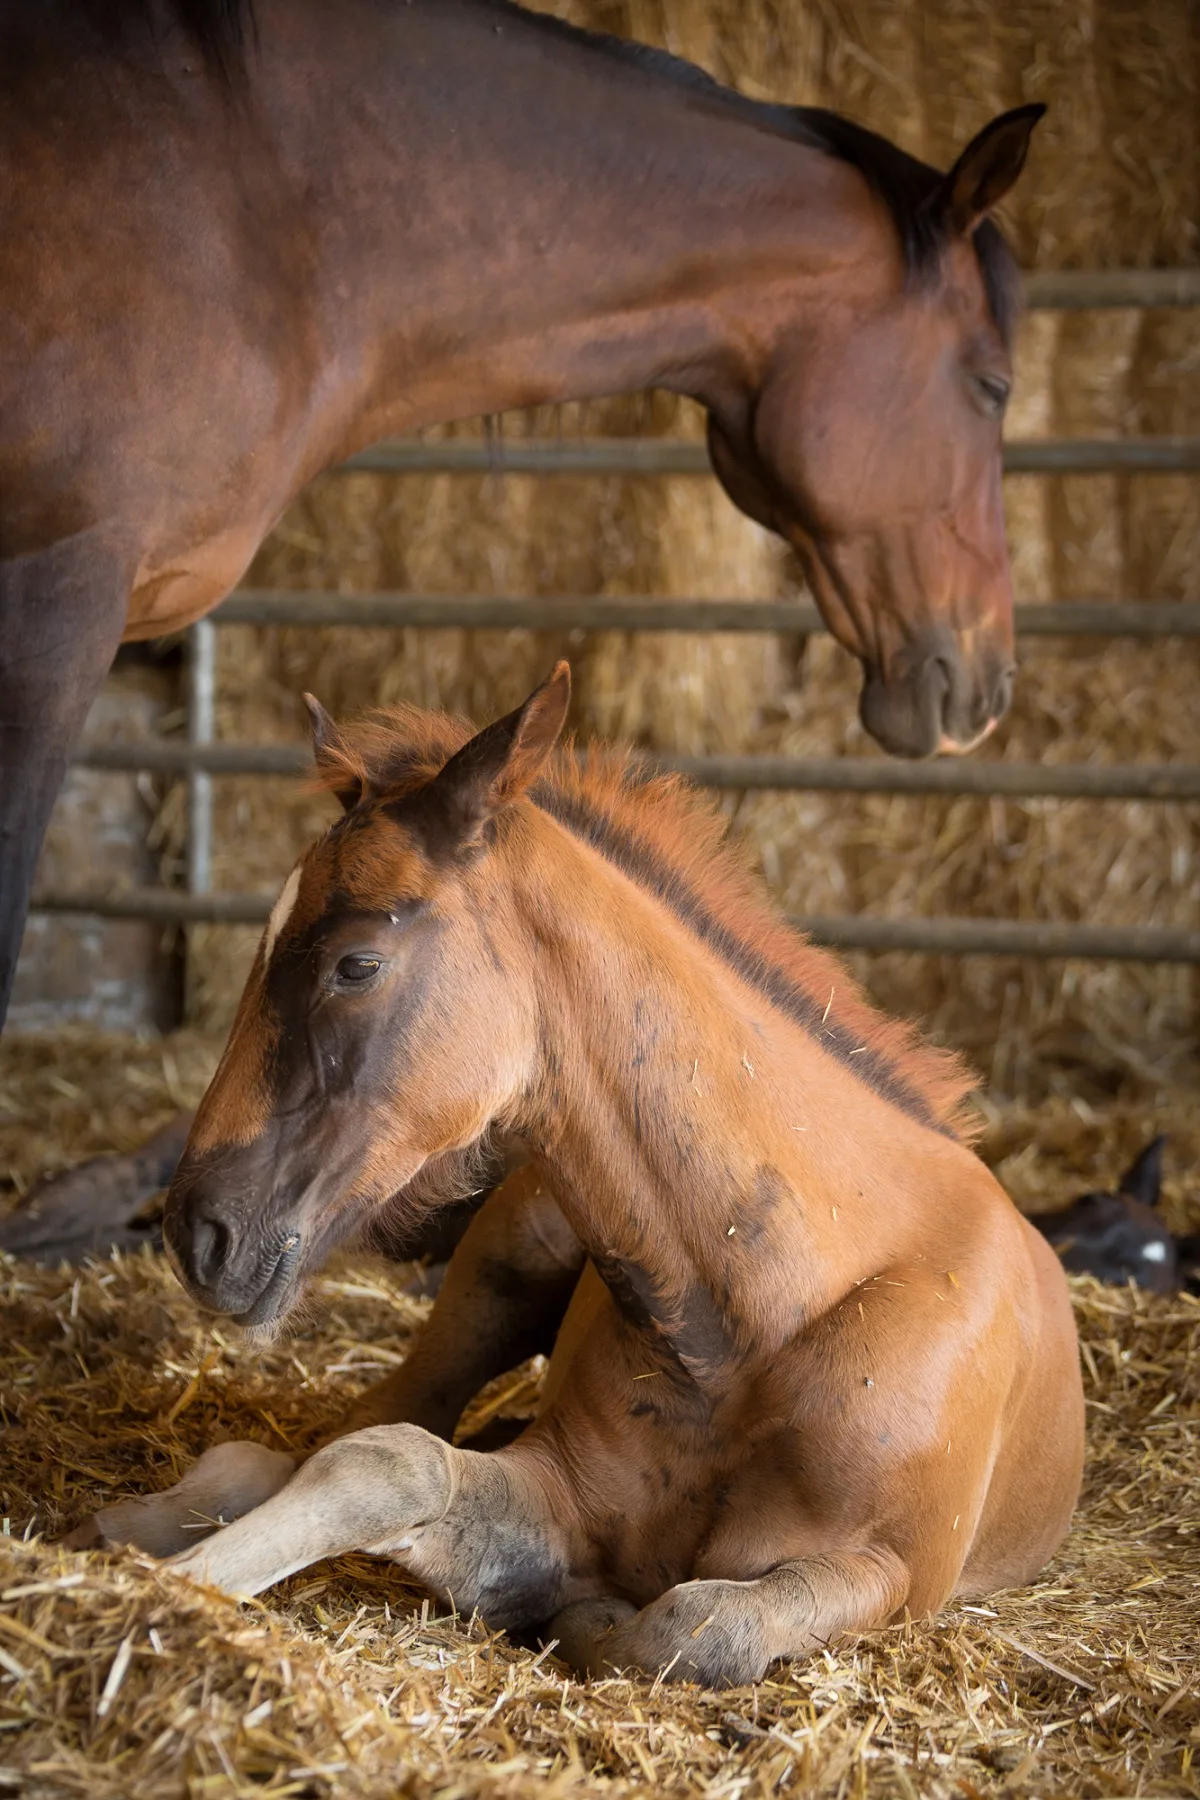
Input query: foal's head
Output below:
<box><xmin>163</xmin><ymin>667</ymin><xmax>573</xmax><ymax>1327</ymax></box>
<box><xmin>707</xmin><ymin>105</ymin><xmax>1042</xmax><ymax>758</ymax></box>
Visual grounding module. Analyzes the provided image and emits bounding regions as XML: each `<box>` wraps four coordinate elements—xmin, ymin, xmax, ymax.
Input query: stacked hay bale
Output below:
<box><xmin>188</xmin><ymin>0</ymin><xmax>1197</xmax><ymax>1112</ymax></box>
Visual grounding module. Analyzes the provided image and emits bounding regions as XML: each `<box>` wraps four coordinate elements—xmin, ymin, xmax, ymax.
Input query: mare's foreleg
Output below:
<box><xmin>167</xmin><ymin>1426</ymin><xmax>574</xmax><ymax>1631</ymax></box>
<box><xmin>0</xmin><ymin>536</ymin><xmax>130</xmax><ymax>1028</ymax></box>
<box><xmin>343</xmin><ymin>1167</ymin><xmax>584</xmax><ymax>1441</ymax></box>
<box><xmin>550</xmin><ymin>1550</ymin><xmax>909</xmax><ymax>1687</ymax></box>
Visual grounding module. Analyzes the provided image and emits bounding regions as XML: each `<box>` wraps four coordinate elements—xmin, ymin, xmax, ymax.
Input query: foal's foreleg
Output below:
<box><xmin>551</xmin><ymin>1549</ymin><xmax>909</xmax><ymax>1687</ymax></box>
<box><xmin>169</xmin><ymin>1425</ymin><xmax>573</xmax><ymax>1630</ymax></box>
<box><xmin>343</xmin><ymin>1167</ymin><xmax>583</xmax><ymax>1440</ymax></box>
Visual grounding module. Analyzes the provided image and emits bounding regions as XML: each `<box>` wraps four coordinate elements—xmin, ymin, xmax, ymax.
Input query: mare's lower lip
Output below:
<box><xmin>935</xmin><ymin>716</ymin><xmax>998</xmax><ymax>757</ymax></box>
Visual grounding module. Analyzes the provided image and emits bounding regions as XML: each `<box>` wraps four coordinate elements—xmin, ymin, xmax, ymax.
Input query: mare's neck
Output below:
<box><xmin>264</xmin><ymin>0</ymin><xmax>872</xmax><ymax>463</ymax></box>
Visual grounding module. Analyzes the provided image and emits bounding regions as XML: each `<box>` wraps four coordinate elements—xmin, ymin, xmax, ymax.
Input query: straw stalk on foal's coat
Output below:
<box><xmin>73</xmin><ymin>668</ymin><xmax>1085</xmax><ymax>1685</ymax></box>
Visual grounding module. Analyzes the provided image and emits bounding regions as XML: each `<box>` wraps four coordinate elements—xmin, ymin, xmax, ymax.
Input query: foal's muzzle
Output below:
<box><xmin>164</xmin><ymin>1164</ymin><xmax>305</xmax><ymax>1326</ymax></box>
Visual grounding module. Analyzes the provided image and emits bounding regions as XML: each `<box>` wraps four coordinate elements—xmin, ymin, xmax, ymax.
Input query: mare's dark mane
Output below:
<box><xmin>47</xmin><ymin>0</ymin><xmax>252</xmax><ymax>72</ymax></box>
<box><xmin>51</xmin><ymin>1</ymin><xmax>1017</xmax><ymax>339</ymax></box>
<box><xmin>494</xmin><ymin>1</ymin><xmax>1021</xmax><ymax>344</ymax></box>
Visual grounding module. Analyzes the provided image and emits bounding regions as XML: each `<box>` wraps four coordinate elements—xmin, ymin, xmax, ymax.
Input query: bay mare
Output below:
<box><xmin>73</xmin><ymin>669</ymin><xmax>1084</xmax><ymax>1685</ymax></box>
<box><xmin>0</xmin><ymin>0</ymin><xmax>1044</xmax><ymax>1038</ymax></box>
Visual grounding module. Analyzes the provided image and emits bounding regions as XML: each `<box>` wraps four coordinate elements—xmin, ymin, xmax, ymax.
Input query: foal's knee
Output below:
<box><xmin>293</xmin><ymin>1423</ymin><xmax>453</xmax><ymax>1552</ymax></box>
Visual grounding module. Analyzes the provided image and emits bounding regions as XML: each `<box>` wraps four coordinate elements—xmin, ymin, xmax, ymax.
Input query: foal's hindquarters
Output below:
<box><xmin>77</xmin><ymin>1160</ymin><xmax>1083</xmax><ymax>1686</ymax></box>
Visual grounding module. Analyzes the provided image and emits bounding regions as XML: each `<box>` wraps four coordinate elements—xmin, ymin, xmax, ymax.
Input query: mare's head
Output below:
<box><xmin>707</xmin><ymin>104</ymin><xmax>1043</xmax><ymax>757</ymax></box>
<box><xmin>163</xmin><ymin>668</ymin><xmax>574</xmax><ymax>1327</ymax></box>
<box><xmin>1032</xmin><ymin>1137</ymin><xmax>1200</xmax><ymax>1296</ymax></box>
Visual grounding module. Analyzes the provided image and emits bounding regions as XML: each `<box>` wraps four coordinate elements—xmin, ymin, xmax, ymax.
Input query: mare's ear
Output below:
<box><xmin>408</xmin><ymin>662</ymin><xmax>571</xmax><ymax>856</ymax></box>
<box><xmin>302</xmin><ymin>692</ymin><xmax>365</xmax><ymax>813</ymax></box>
<box><xmin>1118</xmin><ymin>1134</ymin><xmax>1167</xmax><ymax>1209</ymax></box>
<box><xmin>935</xmin><ymin>104</ymin><xmax>1045</xmax><ymax>237</ymax></box>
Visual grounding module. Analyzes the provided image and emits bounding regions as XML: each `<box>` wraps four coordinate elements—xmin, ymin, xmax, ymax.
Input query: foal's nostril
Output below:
<box><xmin>190</xmin><ymin>1211</ymin><xmax>232</xmax><ymax>1287</ymax></box>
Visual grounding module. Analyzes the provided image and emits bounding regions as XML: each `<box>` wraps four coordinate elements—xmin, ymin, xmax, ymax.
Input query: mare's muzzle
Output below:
<box><xmin>859</xmin><ymin>630</ymin><xmax>1014</xmax><ymax>759</ymax></box>
<box><xmin>163</xmin><ymin>1154</ymin><xmax>306</xmax><ymax>1326</ymax></box>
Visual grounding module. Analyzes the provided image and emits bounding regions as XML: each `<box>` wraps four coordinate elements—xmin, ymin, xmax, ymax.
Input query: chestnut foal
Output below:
<box><xmin>75</xmin><ymin>668</ymin><xmax>1084</xmax><ymax>1684</ymax></box>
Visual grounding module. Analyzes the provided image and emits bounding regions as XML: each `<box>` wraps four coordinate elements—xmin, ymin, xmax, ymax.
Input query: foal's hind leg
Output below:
<box><xmin>4</xmin><ymin>1112</ymin><xmax>194</xmax><ymax>1264</ymax></box>
<box><xmin>342</xmin><ymin>1167</ymin><xmax>583</xmax><ymax>1440</ymax></box>
<box><xmin>166</xmin><ymin>1425</ymin><xmax>576</xmax><ymax>1631</ymax></box>
<box><xmin>550</xmin><ymin>1549</ymin><xmax>910</xmax><ymax>1687</ymax></box>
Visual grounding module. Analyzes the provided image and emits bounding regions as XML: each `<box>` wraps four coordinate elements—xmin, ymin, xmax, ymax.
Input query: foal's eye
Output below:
<box><xmin>334</xmin><ymin>954</ymin><xmax>383</xmax><ymax>986</ymax></box>
<box><xmin>974</xmin><ymin>373</ymin><xmax>1010</xmax><ymax>417</ymax></box>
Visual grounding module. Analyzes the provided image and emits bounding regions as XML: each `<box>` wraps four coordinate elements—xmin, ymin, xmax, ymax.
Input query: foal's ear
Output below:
<box><xmin>1118</xmin><ymin>1134</ymin><xmax>1167</xmax><ymax>1210</ymax></box>
<box><xmin>411</xmin><ymin>662</ymin><xmax>571</xmax><ymax>855</ymax></box>
<box><xmin>936</xmin><ymin>103</ymin><xmax>1046</xmax><ymax>237</ymax></box>
<box><xmin>302</xmin><ymin>692</ymin><xmax>365</xmax><ymax>812</ymax></box>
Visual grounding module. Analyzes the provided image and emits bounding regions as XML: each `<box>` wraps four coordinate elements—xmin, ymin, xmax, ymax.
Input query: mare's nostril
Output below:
<box><xmin>992</xmin><ymin>664</ymin><xmax>1016</xmax><ymax>721</ymax></box>
<box><xmin>190</xmin><ymin>1211</ymin><xmax>231</xmax><ymax>1287</ymax></box>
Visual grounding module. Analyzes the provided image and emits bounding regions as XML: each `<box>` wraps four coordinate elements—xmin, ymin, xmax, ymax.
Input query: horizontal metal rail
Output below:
<box><xmin>28</xmin><ymin>888</ymin><xmax>1200</xmax><ymax>962</ymax></box>
<box><xmin>660</xmin><ymin>757</ymin><xmax>1200</xmax><ymax>801</ymax></box>
<box><xmin>340</xmin><ymin>435</ymin><xmax>1200</xmax><ymax>477</ymax></box>
<box><xmin>801</xmin><ymin>917</ymin><xmax>1200</xmax><ymax>963</ymax></box>
<box><xmin>69</xmin><ymin>740</ymin><xmax>1200</xmax><ymax>802</ymax></box>
<box><xmin>216</xmin><ymin>592</ymin><xmax>1200</xmax><ymax>638</ymax></box>
<box><xmin>1022</xmin><ymin>268</ymin><xmax>1200</xmax><ymax>309</ymax></box>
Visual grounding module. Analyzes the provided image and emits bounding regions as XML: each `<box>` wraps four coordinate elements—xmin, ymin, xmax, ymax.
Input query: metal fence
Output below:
<box><xmin>35</xmin><ymin>267</ymin><xmax>1200</xmax><ymax>964</ymax></box>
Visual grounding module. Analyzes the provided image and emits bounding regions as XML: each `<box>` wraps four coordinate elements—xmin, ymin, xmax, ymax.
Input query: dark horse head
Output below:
<box><xmin>1031</xmin><ymin>1137</ymin><xmax>1200</xmax><ymax>1296</ymax></box>
<box><xmin>703</xmin><ymin>102</ymin><xmax>1042</xmax><ymax>758</ymax></box>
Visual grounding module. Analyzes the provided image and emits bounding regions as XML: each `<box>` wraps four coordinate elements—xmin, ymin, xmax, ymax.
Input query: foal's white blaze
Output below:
<box><xmin>264</xmin><ymin>865</ymin><xmax>302</xmax><ymax>964</ymax></box>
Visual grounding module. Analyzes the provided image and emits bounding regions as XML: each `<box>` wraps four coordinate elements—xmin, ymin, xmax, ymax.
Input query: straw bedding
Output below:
<box><xmin>2</xmin><ymin>1028</ymin><xmax>1199</xmax><ymax>1798</ymax></box>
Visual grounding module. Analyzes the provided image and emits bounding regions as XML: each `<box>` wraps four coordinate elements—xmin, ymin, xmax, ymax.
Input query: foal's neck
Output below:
<box><xmin>517</xmin><ymin>830</ymin><xmax>888</xmax><ymax>1354</ymax></box>
<box><xmin>277</xmin><ymin>1</ymin><xmax>875</xmax><ymax>459</ymax></box>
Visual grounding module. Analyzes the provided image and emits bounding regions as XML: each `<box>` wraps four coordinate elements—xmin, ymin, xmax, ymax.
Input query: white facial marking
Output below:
<box><xmin>1140</xmin><ymin>1241</ymin><xmax>1168</xmax><ymax>1264</ymax></box>
<box><xmin>264</xmin><ymin>865</ymin><xmax>302</xmax><ymax>964</ymax></box>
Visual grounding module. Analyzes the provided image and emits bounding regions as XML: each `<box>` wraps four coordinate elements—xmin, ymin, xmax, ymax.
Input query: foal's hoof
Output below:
<box><xmin>547</xmin><ymin>1596</ymin><xmax>639</xmax><ymax>1675</ymax></box>
<box><xmin>59</xmin><ymin>1443</ymin><xmax>296</xmax><ymax>1560</ymax></box>
<box><xmin>59</xmin><ymin>1515</ymin><xmax>108</xmax><ymax>1552</ymax></box>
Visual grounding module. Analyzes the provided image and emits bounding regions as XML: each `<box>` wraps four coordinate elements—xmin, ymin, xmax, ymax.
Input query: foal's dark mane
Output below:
<box><xmin>314</xmin><ymin>708</ymin><xmax>978</xmax><ymax>1145</ymax></box>
<box><xmin>57</xmin><ymin>0</ymin><xmax>1018</xmax><ymax>344</ymax></box>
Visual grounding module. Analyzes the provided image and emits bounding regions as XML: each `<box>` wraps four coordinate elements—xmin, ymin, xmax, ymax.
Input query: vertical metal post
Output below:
<box><xmin>186</xmin><ymin>619</ymin><xmax>215</xmax><ymax>896</ymax></box>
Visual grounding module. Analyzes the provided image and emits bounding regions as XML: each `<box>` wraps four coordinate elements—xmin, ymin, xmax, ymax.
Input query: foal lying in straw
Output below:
<box><xmin>73</xmin><ymin>665</ymin><xmax>1085</xmax><ymax>1685</ymax></box>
